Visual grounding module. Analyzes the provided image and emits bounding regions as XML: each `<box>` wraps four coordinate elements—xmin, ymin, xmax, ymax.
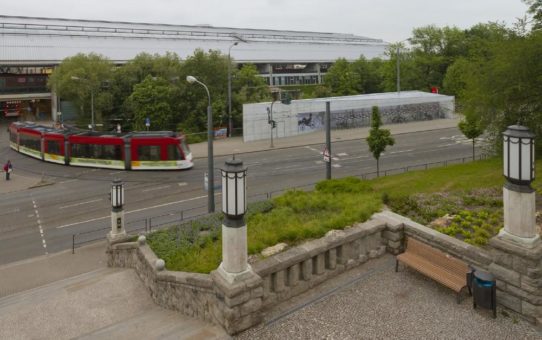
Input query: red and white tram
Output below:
<box><xmin>8</xmin><ymin>122</ymin><xmax>193</xmax><ymax>170</ymax></box>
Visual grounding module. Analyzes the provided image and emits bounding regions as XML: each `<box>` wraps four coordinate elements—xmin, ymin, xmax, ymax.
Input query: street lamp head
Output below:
<box><xmin>503</xmin><ymin>124</ymin><xmax>535</xmax><ymax>185</ymax></box>
<box><xmin>186</xmin><ymin>75</ymin><xmax>198</xmax><ymax>84</ymax></box>
<box><xmin>233</xmin><ymin>42</ymin><xmax>239</xmax><ymax>46</ymax></box>
<box><xmin>221</xmin><ymin>158</ymin><xmax>247</xmax><ymax>218</ymax></box>
<box><xmin>111</xmin><ymin>179</ymin><xmax>124</xmax><ymax>209</ymax></box>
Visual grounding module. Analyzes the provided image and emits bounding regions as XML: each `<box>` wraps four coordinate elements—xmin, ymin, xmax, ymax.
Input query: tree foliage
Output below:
<box><xmin>458</xmin><ymin>113</ymin><xmax>484</xmax><ymax>160</ymax></box>
<box><xmin>47</xmin><ymin>53</ymin><xmax>114</xmax><ymax>126</ymax></box>
<box><xmin>50</xmin><ymin>49</ymin><xmax>266</xmax><ymax>133</ymax></box>
<box><xmin>366</xmin><ymin>106</ymin><xmax>395</xmax><ymax>177</ymax></box>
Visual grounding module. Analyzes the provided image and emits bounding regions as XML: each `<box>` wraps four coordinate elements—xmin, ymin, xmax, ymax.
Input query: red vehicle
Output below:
<box><xmin>8</xmin><ymin>122</ymin><xmax>193</xmax><ymax>170</ymax></box>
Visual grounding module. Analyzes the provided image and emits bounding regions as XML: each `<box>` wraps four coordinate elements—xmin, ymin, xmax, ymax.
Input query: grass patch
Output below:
<box><xmin>146</xmin><ymin>157</ymin><xmax>542</xmax><ymax>273</ymax></box>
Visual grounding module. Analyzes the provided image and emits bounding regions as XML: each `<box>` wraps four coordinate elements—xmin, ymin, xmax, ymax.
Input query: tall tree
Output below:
<box><xmin>126</xmin><ymin>76</ymin><xmax>176</xmax><ymax>131</ymax></box>
<box><xmin>523</xmin><ymin>0</ymin><xmax>542</xmax><ymax>30</ymax></box>
<box><xmin>459</xmin><ymin>31</ymin><xmax>542</xmax><ymax>154</ymax></box>
<box><xmin>48</xmin><ymin>53</ymin><xmax>114</xmax><ymax>127</ymax></box>
<box><xmin>323</xmin><ymin>58</ymin><xmax>358</xmax><ymax>96</ymax></box>
<box><xmin>366</xmin><ymin>106</ymin><xmax>395</xmax><ymax>177</ymax></box>
<box><xmin>458</xmin><ymin>113</ymin><xmax>484</xmax><ymax>160</ymax></box>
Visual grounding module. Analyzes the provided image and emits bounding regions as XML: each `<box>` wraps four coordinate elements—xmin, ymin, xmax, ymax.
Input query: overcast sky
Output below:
<box><xmin>2</xmin><ymin>0</ymin><xmax>530</xmax><ymax>42</ymax></box>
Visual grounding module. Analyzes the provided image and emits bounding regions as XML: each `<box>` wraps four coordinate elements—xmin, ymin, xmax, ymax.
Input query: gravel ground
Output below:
<box><xmin>236</xmin><ymin>255</ymin><xmax>541</xmax><ymax>340</ymax></box>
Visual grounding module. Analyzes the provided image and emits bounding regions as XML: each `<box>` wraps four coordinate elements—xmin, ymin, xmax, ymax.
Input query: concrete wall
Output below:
<box><xmin>242</xmin><ymin>91</ymin><xmax>455</xmax><ymax>142</ymax></box>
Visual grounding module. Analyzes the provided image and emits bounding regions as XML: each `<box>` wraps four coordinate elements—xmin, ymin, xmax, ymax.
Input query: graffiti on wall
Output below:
<box><xmin>296</xmin><ymin>102</ymin><xmax>444</xmax><ymax>132</ymax></box>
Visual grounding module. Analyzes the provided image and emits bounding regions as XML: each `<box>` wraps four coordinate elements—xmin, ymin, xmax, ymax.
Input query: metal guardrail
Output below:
<box><xmin>70</xmin><ymin>153</ymin><xmax>491</xmax><ymax>253</ymax></box>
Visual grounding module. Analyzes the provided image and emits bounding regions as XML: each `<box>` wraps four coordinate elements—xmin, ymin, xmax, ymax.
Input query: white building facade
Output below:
<box><xmin>243</xmin><ymin>91</ymin><xmax>455</xmax><ymax>142</ymax></box>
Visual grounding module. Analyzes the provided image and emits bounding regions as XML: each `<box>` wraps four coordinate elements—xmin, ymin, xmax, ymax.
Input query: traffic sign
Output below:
<box><xmin>323</xmin><ymin>147</ymin><xmax>330</xmax><ymax>163</ymax></box>
<box><xmin>145</xmin><ymin>117</ymin><xmax>150</xmax><ymax>127</ymax></box>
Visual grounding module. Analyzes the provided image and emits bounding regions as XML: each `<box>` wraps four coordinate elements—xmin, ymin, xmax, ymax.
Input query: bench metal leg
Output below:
<box><xmin>395</xmin><ymin>259</ymin><xmax>399</xmax><ymax>272</ymax></box>
<box><xmin>456</xmin><ymin>292</ymin><xmax>461</xmax><ymax>304</ymax></box>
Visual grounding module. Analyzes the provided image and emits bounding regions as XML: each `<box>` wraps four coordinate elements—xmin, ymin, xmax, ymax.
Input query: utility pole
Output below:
<box><xmin>326</xmin><ymin>101</ymin><xmax>331</xmax><ymax>180</ymax></box>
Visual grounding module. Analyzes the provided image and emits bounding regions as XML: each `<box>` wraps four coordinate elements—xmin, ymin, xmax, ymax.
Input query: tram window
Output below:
<box><xmin>9</xmin><ymin>131</ymin><xmax>17</xmax><ymax>144</ymax></box>
<box><xmin>102</xmin><ymin>145</ymin><xmax>122</xmax><ymax>160</ymax></box>
<box><xmin>166</xmin><ymin>144</ymin><xmax>182</xmax><ymax>160</ymax></box>
<box><xmin>72</xmin><ymin>143</ymin><xmax>122</xmax><ymax>160</ymax></box>
<box><xmin>19</xmin><ymin>134</ymin><xmax>41</xmax><ymax>150</ymax></box>
<box><xmin>46</xmin><ymin>140</ymin><xmax>62</xmax><ymax>155</ymax></box>
<box><xmin>138</xmin><ymin>145</ymin><xmax>161</xmax><ymax>161</ymax></box>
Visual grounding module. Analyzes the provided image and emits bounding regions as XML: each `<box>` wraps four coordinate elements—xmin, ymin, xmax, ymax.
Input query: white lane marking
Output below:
<box><xmin>178</xmin><ymin>182</ymin><xmax>188</xmax><ymax>187</ymax></box>
<box><xmin>437</xmin><ymin>143</ymin><xmax>457</xmax><ymax>148</ymax></box>
<box><xmin>389</xmin><ymin>149</ymin><xmax>414</xmax><ymax>155</ymax></box>
<box><xmin>332</xmin><ymin>157</ymin><xmax>339</xmax><ymax>161</ymax></box>
<box><xmin>59</xmin><ymin>199</ymin><xmax>103</xmax><ymax>209</ymax></box>
<box><xmin>55</xmin><ymin>194</ymin><xmax>210</xmax><ymax>229</ymax></box>
<box><xmin>142</xmin><ymin>185</ymin><xmax>170</xmax><ymax>193</ymax></box>
<box><xmin>339</xmin><ymin>155</ymin><xmax>369</xmax><ymax>161</ymax></box>
<box><xmin>315</xmin><ymin>161</ymin><xmax>324</xmax><ymax>164</ymax></box>
<box><xmin>27</xmin><ymin>214</ymin><xmax>34</xmax><ymax>218</ymax></box>
<box><xmin>58</xmin><ymin>179</ymin><xmax>78</xmax><ymax>184</ymax></box>
<box><xmin>109</xmin><ymin>171</ymin><xmax>123</xmax><ymax>175</ymax></box>
<box><xmin>332</xmin><ymin>164</ymin><xmax>342</xmax><ymax>168</ymax></box>
<box><xmin>32</xmin><ymin>198</ymin><xmax>47</xmax><ymax>254</ymax></box>
<box><xmin>337</xmin><ymin>153</ymin><xmax>348</xmax><ymax>156</ymax></box>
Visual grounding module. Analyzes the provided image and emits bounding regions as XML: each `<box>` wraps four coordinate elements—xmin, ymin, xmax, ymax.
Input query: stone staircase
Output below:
<box><xmin>0</xmin><ymin>267</ymin><xmax>227</xmax><ymax>339</ymax></box>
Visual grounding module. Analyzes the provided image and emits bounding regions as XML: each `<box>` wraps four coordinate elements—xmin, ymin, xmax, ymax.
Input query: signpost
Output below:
<box><xmin>145</xmin><ymin>117</ymin><xmax>150</xmax><ymax>131</ymax></box>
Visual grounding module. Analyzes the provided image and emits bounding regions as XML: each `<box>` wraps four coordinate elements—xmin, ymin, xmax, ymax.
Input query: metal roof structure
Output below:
<box><xmin>0</xmin><ymin>15</ymin><xmax>389</xmax><ymax>65</ymax></box>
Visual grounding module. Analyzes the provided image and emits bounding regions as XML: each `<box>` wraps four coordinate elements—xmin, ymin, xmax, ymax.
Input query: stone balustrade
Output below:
<box><xmin>252</xmin><ymin>218</ymin><xmax>391</xmax><ymax>308</ymax></box>
<box><xmin>106</xmin><ymin>211</ymin><xmax>542</xmax><ymax>333</ymax></box>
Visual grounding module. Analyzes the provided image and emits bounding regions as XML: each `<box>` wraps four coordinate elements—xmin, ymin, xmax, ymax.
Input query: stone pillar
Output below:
<box><xmin>217</xmin><ymin>158</ymin><xmax>254</xmax><ymax>284</ymax></box>
<box><xmin>489</xmin><ymin>237</ymin><xmax>542</xmax><ymax>325</ymax></box>
<box><xmin>499</xmin><ymin>184</ymin><xmax>540</xmax><ymax>248</ymax></box>
<box><xmin>211</xmin><ymin>267</ymin><xmax>264</xmax><ymax>335</ymax></box>
<box><xmin>107</xmin><ymin>206</ymin><xmax>126</xmax><ymax>242</ymax></box>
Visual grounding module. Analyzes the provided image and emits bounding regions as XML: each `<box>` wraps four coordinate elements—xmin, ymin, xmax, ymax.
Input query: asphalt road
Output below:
<box><xmin>0</xmin><ymin>126</ymin><xmax>483</xmax><ymax>265</ymax></box>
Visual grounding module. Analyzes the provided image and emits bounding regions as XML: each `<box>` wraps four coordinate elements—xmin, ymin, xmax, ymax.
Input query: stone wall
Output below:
<box><xmin>376</xmin><ymin>210</ymin><xmax>542</xmax><ymax>325</ymax></box>
<box><xmin>107</xmin><ymin>237</ymin><xmax>217</xmax><ymax>323</ymax></box>
<box><xmin>106</xmin><ymin>211</ymin><xmax>541</xmax><ymax>333</ymax></box>
<box><xmin>106</xmin><ymin>217</ymin><xmax>401</xmax><ymax>334</ymax></box>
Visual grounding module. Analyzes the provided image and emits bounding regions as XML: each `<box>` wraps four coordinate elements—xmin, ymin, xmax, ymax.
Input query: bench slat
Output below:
<box><xmin>405</xmin><ymin>238</ymin><xmax>468</xmax><ymax>275</ymax></box>
<box><xmin>398</xmin><ymin>252</ymin><xmax>466</xmax><ymax>292</ymax></box>
<box><xmin>396</xmin><ymin>237</ymin><xmax>469</xmax><ymax>296</ymax></box>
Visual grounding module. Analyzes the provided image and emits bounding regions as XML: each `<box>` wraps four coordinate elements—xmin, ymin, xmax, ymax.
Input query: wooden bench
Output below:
<box><xmin>396</xmin><ymin>237</ymin><xmax>471</xmax><ymax>303</ymax></box>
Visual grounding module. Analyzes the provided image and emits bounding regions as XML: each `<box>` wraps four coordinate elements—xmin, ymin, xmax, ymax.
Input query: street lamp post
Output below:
<box><xmin>267</xmin><ymin>99</ymin><xmax>277</xmax><ymax>148</ymax></box>
<box><xmin>395</xmin><ymin>39</ymin><xmax>409</xmax><ymax>95</ymax></box>
<box><xmin>71</xmin><ymin>76</ymin><xmax>95</xmax><ymax>130</ymax></box>
<box><xmin>499</xmin><ymin>124</ymin><xmax>540</xmax><ymax>247</ymax></box>
<box><xmin>107</xmin><ymin>179</ymin><xmax>126</xmax><ymax>242</ymax></box>
<box><xmin>187</xmin><ymin>75</ymin><xmax>215</xmax><ymax>213</ymax></box>
<box><xmin>396</xmin><ymin>45</ymin><xmax>401</xmax><ymax>95</ymax></box>
<box><xmin>218</xmin><ymin>157</ymin><xmax>253</xmax><ymax>283</ymax></box>
<box><xmin>228</xmin><ymin>42</ymin><xmax>239</xmax><ymax>138</ymax></box>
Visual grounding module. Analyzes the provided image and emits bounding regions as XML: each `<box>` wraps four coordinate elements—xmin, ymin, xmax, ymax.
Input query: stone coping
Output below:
<box><xmin>109</xmin><ymin>241</ymin><xmax>213</xmax><ymax>289</ymax></box>
<box><xmin>252</xmin><ymin>218</ymin><xmax>386</xmax><ymax>277</ymax></box>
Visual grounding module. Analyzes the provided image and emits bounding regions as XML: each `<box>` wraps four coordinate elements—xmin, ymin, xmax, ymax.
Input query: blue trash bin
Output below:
<box><xmin>472</xmin><ymin>270</ymin><xmax>496</xmax><ymax>318</ymax></box>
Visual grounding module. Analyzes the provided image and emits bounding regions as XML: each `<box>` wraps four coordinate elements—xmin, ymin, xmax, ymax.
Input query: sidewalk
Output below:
<box><xmin>0</xmin><ymin>241</ymin><xmax>107</xmax><ymax>298</ymax></box>
<box><xmin>0</xmin><ymin>172</ymin><xmax>43</xmax><ymax>194</ymax></box>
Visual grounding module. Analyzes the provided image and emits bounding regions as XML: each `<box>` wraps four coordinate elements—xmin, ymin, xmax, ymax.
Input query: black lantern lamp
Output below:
<box><xmin>221</xmin><ymin>158</ymin><xmax>247</xmax><ymax>219</ymax></box>
<box><xmin>111</xmin><ymin>179</ymin><xmax>124</xmax><ymax>210</ymax></box>
<box><xmin>503</xmin><ymin>125</ymin><xmax>535</xmax><ymax>187</ymax></box>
